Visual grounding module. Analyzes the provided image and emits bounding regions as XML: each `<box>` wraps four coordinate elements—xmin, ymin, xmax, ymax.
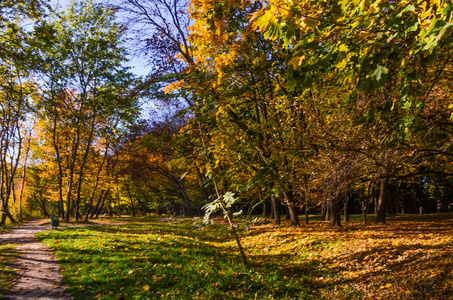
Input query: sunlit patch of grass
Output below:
<box><xmin>38</xmin><ymin>214</ymin><xmax>163</xmax><ymax>228</ymax></box>
<box><xmin>0</xmin><ymin>243</ymin><xmax>17</xmax><ymax>296</ymax></box>
<box><xmin>36</xmin><ymin>214</ymin><xmax>453</xmax><ymax>299</ymax></box>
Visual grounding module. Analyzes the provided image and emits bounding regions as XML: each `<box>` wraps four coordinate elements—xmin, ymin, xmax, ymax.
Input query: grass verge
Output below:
<box><xmin>0</xmin><ymin>243</ymin><xmax>17</xmax><ymax>296</ymax></box>
<box><xmin>36</xmin><ymin>214</ymin><xmax>453</xmax><ymax>299</ymax></box>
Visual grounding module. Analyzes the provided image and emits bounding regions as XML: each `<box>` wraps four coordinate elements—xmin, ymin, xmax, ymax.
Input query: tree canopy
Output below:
<box><xmin>0</xmin><ymin>0</ymin><xmax>453</xmax><ymax>230</ymax></box>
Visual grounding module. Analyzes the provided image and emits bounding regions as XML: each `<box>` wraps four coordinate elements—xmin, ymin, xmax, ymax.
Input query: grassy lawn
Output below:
<box><xmin>0</xmin><ymin>243</ymin><xmax>17</xmax><ymax>296</ymax></box>
<box><xmin>36</xmin><ymin>213</ymin><xmax>453</xmax><ymax>299</ymax></box>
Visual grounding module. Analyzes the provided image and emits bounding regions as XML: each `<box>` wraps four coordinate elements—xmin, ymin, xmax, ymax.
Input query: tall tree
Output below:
<box><xmin>0</xmin><ymin>0</ymin><xmax>46</xmax><ymax>225</ymax></box>
<box><xmin>35</xmin><ymin>0</ymin><xmax>139</xmax><ymax>221</ymax></box>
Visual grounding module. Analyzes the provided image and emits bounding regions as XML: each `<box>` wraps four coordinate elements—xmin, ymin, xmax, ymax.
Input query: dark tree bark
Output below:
<box><xmin>91</xmin><ymin>189</ymin><xmax>109</xmax><ymax>219</ymax></box>
<box><xmin>329</xmin><ymin>195</ymin><xmax>341</xmax><ymax>227</ymax></box>
<box><xmin>282</xmin><ymin>190</ymin><xmax>299</xmax><ymax>226</ymax></box>
<box><xmin>325</xmin><ymin>200</ymin><xmax>331</xmax><ymax>222</ymax></box>
<box><xmin>375</xmin><ymin>177</ymin><xmax>389</xmax><ymax>224</ymax></box>
<box><xmin>271</xmin><ymin>195</ymin><xmax>280</xmax><ymax>225</ymax></box>
<box><xmin>344</xmin><ymin>192</ymin><xmax>350</xmax><ymax>223</ymax></box>
<box><xmin>263</xmin><ymin>198</ymin><xmax>271</xmax><ymax>217</ymax></box>
<box><xmin>125</xmin><ymin>182</ymin><xmax>136</xmax><ymax>217</ymax></box>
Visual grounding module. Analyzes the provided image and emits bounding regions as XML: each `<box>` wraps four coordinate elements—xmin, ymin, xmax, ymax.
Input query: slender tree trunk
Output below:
<box><xmin>85</xmin><ymin>161</ymin><xmax>107</xmax><ymax>220</ymax></box>
<box><xmin>373</xmin><ymin>189</ymin><xmax>378</xmax><ymax>214</ymax></box>
<box><xmin>271</xmin><ymin>195</ymin><xmax>280</xmax><ymax>225</ymax></box>
<box><xmin>195</xmin><ymin>166</ymin><xmax>212</xmax><ymax>203</ymax></box>
<box><xmin>51</xmin><ymin>106</ymin><xmax>65</xmax><ymax>219</ymax></box>
<box><xmin>125</xmin><ymin>182</ymin><xmax>136</xmax><ymax>217</ymax></box>
<box><xmin>65</xmin><ymin>128</ymin><xmax>81</xmax><ymax>222</ymax></box>
<box><xmin>325</xmin><ymin>200</ymin><xmax>331</xmax><ymax>221</ymax></box>
<box><xmin>91</xmin><ymin>190</ymin><xmax>106</xmax><ymax>219</ymax></box>
<box><xmin>85</xmin><ymin>143</ymin><xmax>109</xmax><ymax>222</ymax></box>
<box><xmin>344</xmin><ymin>194</ymin><xmax>350</xmax><ymax>223</ymax></box>
<box><xmin>305</xmin><ymin>202</ymin><xmax>309</xmax><ymax>224</ymax></box>
<box><xmin>0</xmin><ymin>127</ymin><xmax>21</xmax><ymax>225</ymax></box>
<box><xmin>262</xmin><ymin>197</ymin><xmax>271</xmax><ymax>217</ymax></box>
<box><xmin>18</xmin><ymin>136</ymin><xmax>31</xmax><ymax>223</ymax></box>
<box><xmin>75</xmin><ymin>113</ymin><xmax>96</xmax><ymax>221</ymax></box>
<box><xmin>375</xmin><ymin>177</ymin><xmax>389</xmax><ymax>224</ymax></box>
<box><xmin>94</xmin><ymin>189</ymin><xmax>109</xmax><ymax>219</ymax></box>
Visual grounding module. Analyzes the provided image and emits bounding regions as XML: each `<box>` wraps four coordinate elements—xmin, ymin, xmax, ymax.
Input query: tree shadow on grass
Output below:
<box><xmin>255</xmin><ymin>240</ymin><xmax>453</xmax><ymax>299</ymax></box>
<box><xmin>0</xmin><ymin>244</ymin><xmax>17</xmax><ymax>296</ymax></box>
<box><xmin>36</xmin><ymin>214</ymin><xmax>453</xmax><ymax>299</ymax></box>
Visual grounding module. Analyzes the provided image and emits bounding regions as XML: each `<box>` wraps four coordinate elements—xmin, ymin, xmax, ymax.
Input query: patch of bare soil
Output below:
<box><xmin>0</xmin><ymin>220</ymin><xmax>71</xmax><ymax>300</ymax></box>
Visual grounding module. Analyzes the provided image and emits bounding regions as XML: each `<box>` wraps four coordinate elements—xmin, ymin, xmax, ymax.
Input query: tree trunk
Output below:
<box><xmin>373</xmin><ymin>188</ymin><xmax>378</xmax><ymax>214</ymax></box>
<box><xmin>344</xmin><ymin>194</ymin><xmax>350</xmax><ymax>223</ymax></box>
<box><xmin>1</xmin><ymin>207</ymin><xmax>16</xmax><ymax>225</ymax></box>
<box><xmin>263</xmin><ymin>197</ymin><xmax>271</xmax><ymax>217</ymax></box>
<box><xmin>325</xmin><ymin>200</ymin><xmax>331</xmax><ymax>221</ymax></box>
<box><xmin>285</xmin><ymin>205</ymin><xmax>291</xmax><ymax>219</ymax></box>
<box><xmin>195</xmin><ymin>166</ymin><xmax>213</xmax><ymax>203</ymax></box>
<box><xmin>271</xmin><ymin>195</ymin><xmax>280</xmax><ymax>225</ymax></box>
<box><xmin>51</xmin><ymin>106</ymin><xmax>65</xmax><ymax>220</ymax></box>
<box><xmin>74</xmin><ymin>114</ymin><xmax>96</xmax><ymax>222</ymax></box>
<box><xmin>375</xmin><ymin>177</ymin><xmax>389</xmax><ymax>224</ymax></box>
<box><xmin>282</xmin><ymin>191</ymin><xmax>299</xmax><ymax>226</ymax></box>
<box><xmin>91</xmin><ymin>189</ymin><xmax>107</xmax><ymax>218</ymax></box>
<box><xmin>305</xmin><ymin>203</ymin><xmax>309</xmax><ymax>224</ymax></box>
<box><xmin>18</xmin><ymin>135</ymin><xmax>31</xmax><ymax>223</ymax></box>
<box><xmin>125</xmin><ymin>182</ymin><xmax>136</xmax><ymax>217</ymax></box>
<box><xmin>329</xmin><ymin>195</ymin><xmax>341</xmax><ymax>227</ymax></box>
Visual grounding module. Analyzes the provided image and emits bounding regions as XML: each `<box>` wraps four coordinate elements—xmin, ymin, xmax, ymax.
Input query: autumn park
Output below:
<box><xmin>1</xmin><ymin>0</ymin><xmax>453</xmax><ymax>299</ymax></box>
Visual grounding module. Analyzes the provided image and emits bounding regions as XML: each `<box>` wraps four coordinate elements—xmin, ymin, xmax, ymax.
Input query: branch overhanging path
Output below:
<box><xmin>0</xmin><ymin>220</ymin><xmax>72</xmax><ymax>300</ymax></box>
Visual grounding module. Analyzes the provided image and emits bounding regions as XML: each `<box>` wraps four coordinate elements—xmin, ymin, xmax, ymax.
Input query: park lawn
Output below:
<box><xmin>36</xmin><ymin>214</ymin><xmax>453</xmax><ymax>300</ymax></box>
<box><xmin>0</xmin><ymin>243</ymin><xmax>17</xmax><ymax>296</ymax></box>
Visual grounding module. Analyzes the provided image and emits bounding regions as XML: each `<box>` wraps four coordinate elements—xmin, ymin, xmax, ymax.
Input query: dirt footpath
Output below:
<box><xmin>0</xmin><ymin>220</ymin><xmax>71</xmax><ymax>300</ymax></box>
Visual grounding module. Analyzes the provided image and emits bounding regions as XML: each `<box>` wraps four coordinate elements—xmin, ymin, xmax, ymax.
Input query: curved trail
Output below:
<box><xmin>0</xmin><ymin>220</ymin><xmax>71</xmax><ymax>300</ymax></box>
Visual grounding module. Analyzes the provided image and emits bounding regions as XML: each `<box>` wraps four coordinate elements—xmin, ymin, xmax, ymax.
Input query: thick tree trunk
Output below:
<box><xmin>375</xmin><ymin>177</ymin><xmax>389</xmax><ymax>224</ymax></box>
<box><xmin>282</xmin><ymin>191</ymin><xmax>299</xmax><ymax>226</ymax></box>
<box><xmin>1</xmin><ymin>207</ymin><xmax>16</xmax><ymax>225</ymax></box>
<box><xmin>329</xmin><ymin>195</ymin><xmax>341</xmax><ymax>227</ymax></box>
<box><xmin>271</xmin><ymin>195</ymin><xmax>280</xmax><ymax>225</ymax></box>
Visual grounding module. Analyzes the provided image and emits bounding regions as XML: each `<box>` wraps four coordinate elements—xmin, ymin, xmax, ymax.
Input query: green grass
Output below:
<box><xmin>0</xmin><ymin>243</ymin><xmax>17</xmax><ymax>296</ymax></box>
<box><xmin>0</xmin><ymin>224</ymin><xmax>11</xmax><ymax>234</ymax></box>
<box><xmin>36</xmin><ymin>219</ymin><xmax>316</xmax><ymax>299</ymax></box>
<box><xmin>35</xmin><ymin>214</ymin><xmax>453</xmax><ymax>300</ymax></box>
